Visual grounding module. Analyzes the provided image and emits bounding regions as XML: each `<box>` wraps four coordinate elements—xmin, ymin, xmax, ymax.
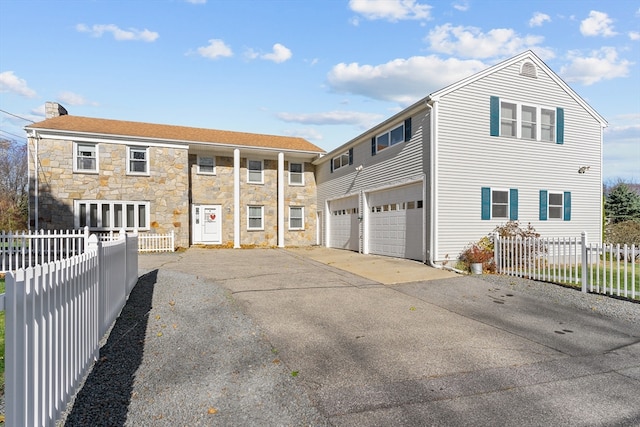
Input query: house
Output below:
<box><xmin>25</xmin><ymin>103</ymin><xmax>325</xmax><ymax>249</ymax></box>
<box><xmin>314</xmin><ymin>50</ymin><xmax>607</xmax><ymax>264</ymax></box>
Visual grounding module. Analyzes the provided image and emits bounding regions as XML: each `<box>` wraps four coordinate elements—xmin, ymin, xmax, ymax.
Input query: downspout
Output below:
<box><xmin>425</xmin><ymin>99</ymin><xmax>463</xmax><ymax>274</ymax></box>
<box><xmin>30</xmin><ymin>130</ymin><xmax>39</xmax><ymax>231</ymax></box>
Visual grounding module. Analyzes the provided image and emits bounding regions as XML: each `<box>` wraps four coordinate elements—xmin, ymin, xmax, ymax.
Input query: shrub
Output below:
<box><xmin>460</xmin><ymin>236</ymin><xmax>494</xmax><ymax>273</ymax></box>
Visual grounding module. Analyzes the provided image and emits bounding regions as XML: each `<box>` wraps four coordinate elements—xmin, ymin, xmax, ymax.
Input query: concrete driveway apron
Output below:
<box><xmin>138</xmin><ymin>247</ymin><xmax>640</xmax><ymax>426</ymax></box>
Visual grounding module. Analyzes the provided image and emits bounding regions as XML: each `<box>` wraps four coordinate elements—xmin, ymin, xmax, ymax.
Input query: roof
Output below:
<box><xmin>26</xmin><ymin>115</ymin><xmax>325</xmax><ymax>153</ymax></box>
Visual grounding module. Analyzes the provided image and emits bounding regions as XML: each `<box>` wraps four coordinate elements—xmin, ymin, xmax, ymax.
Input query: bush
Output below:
<box><xmin>606</xmin><ymin>220</ymin><xmax>640</xmax><ymax>247</ymax></box>
<box><xmin>460</xmin><ymin>236</ymin><xmax>495</xmax><ymax>273</ymax></box>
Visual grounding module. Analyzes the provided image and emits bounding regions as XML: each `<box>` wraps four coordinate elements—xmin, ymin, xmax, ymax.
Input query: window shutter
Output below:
<box><xmin>556</xmin><ymin>107</ymin><xmax>564</xmax><ymax>144</ymax></box>
<box><xmin>539</xmin><ymin>190</ymin><xmax>548</xmax><ymax>220</ymax></box>
<box><xmin>404</xmin><ymin>118</ymin><xmax>412</xmax><ymax>142</ymax></box>
<box><xmin>563</xmin><ymin>191</ymin><xmax>571</xmax><ymax>221</ymax></box>
<box><xmin>509</xmin><ymin>188</ymin><xmax>518</xmax><ymax>221</ymax></box>
<box><xmin>348</xmin><ymin>148</ymin><xmax>353</xmax><ymax>165</ymax></box>
<box><xmin>371</xmin><ymin>137</ymin><xmax>376</xmax><ymax>156</ymax></box>
<box><xmin>481</xmin><ymin>187</ymin><xmax>491</xmax><ymax>220</ymax></box>
<box><xmin>330</xmin><ymin>159</ymin><xmax>334</xmax><ymax>173</ymax></box>
<box><xmin>490</xmin><ymin>96</ymin><xmax>500</xmax><ymax>136</ymax></box>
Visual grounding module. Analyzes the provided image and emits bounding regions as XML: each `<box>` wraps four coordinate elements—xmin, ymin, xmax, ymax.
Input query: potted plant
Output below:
<box><xmin>460</xmin><ymin>237</ymin><xmax>494</xmax><ymax>274</ymax></box>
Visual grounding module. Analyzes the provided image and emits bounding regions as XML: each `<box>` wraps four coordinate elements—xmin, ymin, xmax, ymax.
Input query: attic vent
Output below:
<box><xmin>520</xmin><ymin>61</ymin><xmax>537</xmax><ymax>78</ymax></box>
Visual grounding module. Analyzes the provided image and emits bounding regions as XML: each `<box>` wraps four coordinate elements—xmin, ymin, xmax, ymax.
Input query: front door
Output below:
<box><xmin>192</xmin><ymin>204</ymin><xmax>222</xmax><ymax>244</ymax></box>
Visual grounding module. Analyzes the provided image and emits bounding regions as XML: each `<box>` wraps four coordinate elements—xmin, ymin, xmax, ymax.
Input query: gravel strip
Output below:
<box><xmin>56</xmin><ymin>269</ymin><xmax>330</xmax><ymax>427</ymax></box>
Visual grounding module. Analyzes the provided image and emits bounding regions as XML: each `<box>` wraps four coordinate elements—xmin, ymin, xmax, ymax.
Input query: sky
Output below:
<box><xmin>0</xmin><ymin>0</ymin><xmax>638</xmax><ymax>183</ymax></box>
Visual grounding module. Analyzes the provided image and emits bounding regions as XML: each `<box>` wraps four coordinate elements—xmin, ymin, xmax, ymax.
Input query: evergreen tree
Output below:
<box><xmin>605</xmin><ymin>182</ymin><xmax>640</xmax><ymax>224</ymax></box>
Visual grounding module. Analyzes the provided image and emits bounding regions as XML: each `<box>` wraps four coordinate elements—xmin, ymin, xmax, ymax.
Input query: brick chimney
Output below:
<box><xmin>45</xmin><ymin>102</ymin><xmax>68</xmax><ymax>119</ymax></box>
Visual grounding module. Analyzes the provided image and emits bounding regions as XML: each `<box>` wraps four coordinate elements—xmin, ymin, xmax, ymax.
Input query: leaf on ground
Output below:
<box><xmin>157</xmin><ymin>332</ymin><xmax>163</xmax><ymax>337</ymax></box>
<box><xmin>169</xmin><ymin>300</ymin><xmax>175</xmax><ymax>306</ymax></box>
<box><xmin>0</xmin><ymin>414</ymin><xmax>5</xmax><ymax>422</ymax></box>
<box><xmin>155</xmin><ymin>315</ymin><xmax>161</xmax><ymax>320</ymax></box>
<box><xmin>208</xmin><ymin>407</ymin><xmax>218</xmax><ymax>415</ymax></box>
<box><xmin>272</xmin><ymin>359</ymin><xmax>280</xmax><ymax>364</ymax></box>
<box><xmin>409</xmin><ymin>306</ymin><xmax>417</xmax><ymax>311</ymax></box>
<box><xmin>291</xmin><ymin>370</ymin><xmax>299</xmax><ymax>377</ymax></box>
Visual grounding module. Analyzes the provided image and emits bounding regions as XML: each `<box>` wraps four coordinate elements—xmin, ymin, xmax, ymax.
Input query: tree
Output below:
<box><xmin>605</xmin><ymin>182</ymin><xmax>640</xmax><ymax>224</ymax></box>
<box><xmin>0</xmin><ymin>139</ymin><xmax>28</xmax><ymax>230</ymax></box>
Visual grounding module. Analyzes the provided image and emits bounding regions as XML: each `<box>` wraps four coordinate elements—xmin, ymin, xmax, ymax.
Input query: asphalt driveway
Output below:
<box><xmin>127</xmin><ymin>247</ymin><xmax>640</xmax><ymax>426</ymax></box>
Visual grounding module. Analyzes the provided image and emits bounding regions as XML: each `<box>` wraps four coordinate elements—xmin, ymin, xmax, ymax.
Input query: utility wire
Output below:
<box><xmin>0</xmin><ymin>128</ymin><xmax>27</xmax><ymax>141</ymax></box>
<box><xmin>0</xmin><ymin>108</ymin><xmax>36</xmax><ymax>123</ymax></box>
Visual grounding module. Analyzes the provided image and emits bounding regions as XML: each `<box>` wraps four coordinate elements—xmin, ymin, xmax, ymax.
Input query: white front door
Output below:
<box><xmin>192</xmin><ymin>204</ymin><xmax>222</xmax><ymax>244</ymax></box>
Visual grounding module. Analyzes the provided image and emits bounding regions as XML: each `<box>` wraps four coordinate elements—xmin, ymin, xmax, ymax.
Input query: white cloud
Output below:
<box><xmin>349</xmin><ymin>0</ymin><xmax>431</xmax><ymax>22</ymax></box>
<box><xmin>261</xmin><ymin>43</ymin><xmax>292</xmax><ymax>63</ymax></box>
<box><xmin>453</xmin><ymin>2</ymin><xmax>469</xmax><ymax>12</ymax></box>
<box><xmin>276</xmin><ymin>110</ymin><xmax>384</xmax><ymax>128</ymax></box>
<box><xmin>76</xmin><ymin>24</ymin><xmax>159</xmax><ymax>42</ymax></box>
<box><xmin>529</xmin><ymin>12</ymin><xmax>551</xmax><ymax>27</ymax></box>
<box><xmin>425</xmin><ymin>24</ymin><xmax>548</xmax><ymax>59</ymax></box>
<box><xmin>194</xmin><ymin>39</ymin><xmax>233</xmax><ymax>59</ymax></box>
<box><xmin>580</xmin><ymin>11</ymin><xmax>617</xmax><ymax>37</ymax></box>
<box><xmin>57</xmin><ymin>91</ymin><xmax>98</xmax><ymax>106</ymax></box>
<box><xmin>282</xmin><ymin>128</ymin><xmax>324</xmax><ymax>141</ymax></box>
<box><xmin>603</xmin><ymin>124</ymin><xmax>640</xmax><ymax>181</ymax></box>
<box><xmin>629</xmin><ymin>31</ymin><xmax>640</xmax><ymax>41</ymax></box>
<box><xmin>326</xmin><ymin>55</ymin><xmax>486</xmax><ymax>104</ymax></box>
<box><xmin>560</xmin><ymin>47</ymin><xmax>632</xmax><ymax>85</ymax></box>
<box><xmin>0</xmin><ymin>71</ymin><xmax>37</xmax><ymax>98</ymax></box>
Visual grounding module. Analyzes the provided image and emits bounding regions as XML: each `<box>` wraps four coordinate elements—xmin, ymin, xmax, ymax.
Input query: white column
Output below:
<box><xmin>234</xmin><ymin>149</ymin><xmax>241</xmax><ymax>248</ymax></box>
<box><xmin>277</xmin><ymin>152</ymin><xmax>285</xmax><ymax>248</ymax></box>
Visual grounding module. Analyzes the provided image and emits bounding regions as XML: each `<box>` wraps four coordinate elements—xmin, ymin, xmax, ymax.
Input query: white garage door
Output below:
<box><xmin>329</xmin><ymin>196</ymin><xmax>359</xmax><ymax>251</ymax></box>
<box><xmin>368</xmin><ymin>184</ymin><xmax>423</xmax><ymax>260</ymax></box>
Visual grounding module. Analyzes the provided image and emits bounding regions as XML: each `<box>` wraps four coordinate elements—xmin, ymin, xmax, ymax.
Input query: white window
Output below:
<box><xmin>127</xmin><ymin>146</ymin><xmax>149</xmax><ymax>175</ymax></box>
<box><xmin>248</xmin><ymin>159</ymin><xmax>263</xmax><ymax>184</ymax></box>
<box><xmin>541</xmin><ymin>108</ymin><xmax>556</xmax><ymax>142</ymax></box>
<box><xmin>289</xmin><ymin>206</ymin><xmax>304</xmax><ymax>230</ymax></box>
<box><xmin>74</xmin><ymin>143</ymin><xmax>98</xmax><ymax>173</ymax></box>
<box><xmin>332</xmin><ymin>151</ymin><xmax>350</xmax><ymax>172</ymax></box>
<box><xmin>500</xmin><ymin>100</ymin><xmax>557</xmax><ymax>143</ymax></box>
<box><xmin>375</xmin><ymin>122</ymin><xmax>405</xmax><ymax>154</ymax></box>
<box><xmin>74</xmin><ymin>200</ymin><xmax>150</xmax><ymax>231</ymax></box>
<box><xmin>197</xmin><ymin>155</ymin><xmax>215</xmax><ymax>174</ymax></box>
<box><xmin>247</xmin><ymin>205</ymin><xmax>264</xmax><ymax>230</ymax></box>
<box><xmin>548</xmin><ymin>192</ymin><xmax>564</xmax><ymax>219</ymax></box>
<box><xmin>491</xmin><ymin>190</ymin><xmax>509</xmax><ymax>218</ymax></box>
<box><xmin>289</xmin><ymin>162</ymin><xmax>304</xmax><ymax>185</ymax></box>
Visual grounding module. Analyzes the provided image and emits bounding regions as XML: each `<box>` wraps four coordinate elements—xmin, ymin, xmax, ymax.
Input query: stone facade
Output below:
<box><xmin>189</xmin><ymin>154</ymin><xmax>317</xmax><ymax>247</ymax></box>
<box><xmin>29</xmin><ymin>138</ymin><xmax>190</xmax><ymax>248</ymax></box>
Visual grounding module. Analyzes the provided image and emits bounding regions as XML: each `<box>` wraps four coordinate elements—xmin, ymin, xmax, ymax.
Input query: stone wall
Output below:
<box><xmin>29</xmin><ymin>138</ymin><xmax>190</xmax><ymax>248</ymax></box>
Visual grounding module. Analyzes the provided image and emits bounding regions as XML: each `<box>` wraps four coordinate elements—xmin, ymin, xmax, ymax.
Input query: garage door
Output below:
<box><xmin>329</xmin><ymin>196</ymin><xmax>359</xmax><ymax>251</ymax></box>
<box><xmin>368</xmin><ymin>184</ymin><xmax>423</xmax><ymax>260</ymax></box>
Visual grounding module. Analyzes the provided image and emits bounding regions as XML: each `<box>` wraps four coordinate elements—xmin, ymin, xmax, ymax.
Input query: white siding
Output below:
<box><xmin>317</xmin><ymin>112</ymin><xmax>428</xmax><ymax>246</ymax></box>
<box><xmin>434</xmin><ymin>59</ymin><xmax>603</xmax><ymax>261</ymax></box>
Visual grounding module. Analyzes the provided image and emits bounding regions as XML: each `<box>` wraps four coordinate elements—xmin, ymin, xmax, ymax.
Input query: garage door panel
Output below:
<box><xmin>329</xmin><ymin>196</ymin><xmax>359</xmax><ymax>251</ymax></box>
<box><xmin>368</xmin><ymin>184</ymin><xmax>423</xmax><ymax>261</ymax></box>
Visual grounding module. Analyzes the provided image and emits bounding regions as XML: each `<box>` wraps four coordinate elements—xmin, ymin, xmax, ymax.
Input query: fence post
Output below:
<box><xmin>493</xmin><ymin>232</ymin><xmax>500</xmax><ymax>274</ymax></box>
<box><xmin>581</xmin><ymin>231</ymin><xmax>588</xmax><ymax>293</ymax></box>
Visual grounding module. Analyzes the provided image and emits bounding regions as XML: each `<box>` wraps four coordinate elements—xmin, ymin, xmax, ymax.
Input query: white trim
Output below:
<box><xmin>247</xmin><ymin>205</ymin><xmax>264</xmax><ymax>230</ymax></box>
<box><xmin>73</xmin><ymin>141</ymin><xmax>99</xmax><ymax>174</ymax></box>
<box><xmin>74</xmin><ymin>200</ymin><xmax>150</xmax><ymax>231</ymax></box>
<box><xmin>197</xmin><ymin>154</ymin><xmax>216</xmax><ymax>175</ymax></box>
<box><xmin>288</xmin><ymin>161</ymin><xmax>304</xmax><ymax>185</ymax></box>
<box><xmin>289</xmin><ymin>206</ymin><xmax>304</xmax><ymax>230</ymax></box>
<box><xmin>247</xmin><ymin>159</ymin><xmax>264</xmax><ymax>184</ymax></box>
<box><xmin>234</xmin><ymin>149</ymin><xmax>240</xmax><ymax>248</ymax></box>
<box><xmin>489</xmin><ymin>188</ymin><xmax>510</xmax><ymax>219</ymax></box>
<box><xmin>126</xmin><ymin>146</ymin><xmax>150</xmax><ymax>176</ymax></box>
<box><xmin>498</xmin><ymin>98</ymin><xmax>558</xmax><ymax>142</ymax></box>
<box><xmin>278</xmin><ymin>152</ymin><xmax>285</xmax><ymax>247</ymax></box>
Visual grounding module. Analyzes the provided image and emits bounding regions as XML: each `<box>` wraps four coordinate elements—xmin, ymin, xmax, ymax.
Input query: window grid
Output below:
<box><xmin>289</xmin><ymin>206</ymin><xmax>304</xmax><ymax>230</ymax></box>
<box><xmin>375</xmin><ymin>123</ymin><xmax>404</xmax><ymax>154</ymax></box>
<box><xmin>74</xmin><ymin>143</ymin><xmax>98</xmax><ymax>172</ymax></box>
<box><xmin>248</xmin><ymin>160</ymin><xmax>263</xmax><ymax>184</ymax></box>
<box><xmin>75</xmin><ymin>200</ymin><xmax>150</xmax><ymax>231</ymax></box>
<box><xmin>289</xmin><ymin>162</ymin><xmax>304</xmax><ymax>185</ymax></box>
<box><xmin>197</xmin><ymin>155</ymin><xmax>215</xmax><ymax>174</ymax></box>
<box><xmin>128</xmin><ymin>147</ymin><xmax>149</xmax><ymax>174</ymax></box>
<box><xmin>247</xmin><ymin>205</ymin><xmax>264</xmax><ymax>230</ymax></box>
<box><xmin>500</xmin><ymin>100</ymin><xmax>556</xmax><ymax>142</ymax></box>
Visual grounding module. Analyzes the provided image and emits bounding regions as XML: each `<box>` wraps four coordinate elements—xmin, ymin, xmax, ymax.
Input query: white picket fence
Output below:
<box><xmin>494</xmin><ymin>232</ymin><xmax>639</xmax><ymax>300</ymax></box>
<box><xmin>97</xmin><ymin>229</ymin><xmax>175</xmax><ymax>253</ymax></box>
<box><xmin>1</xmin><ymin>228</ymin><xmax>174</xmax><ymax>273</ymax></box>
<box><xmin>1</xmin><ymin>231</ymin><xmax>139</xmax><ymax>427</ymax></box>
<box><xmin>0</xmin><ymin>228</ymin><xmax>89</xmax><ymax>273</ymax></box>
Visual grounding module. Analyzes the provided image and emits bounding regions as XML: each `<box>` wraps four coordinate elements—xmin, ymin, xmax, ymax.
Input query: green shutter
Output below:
<box><xmin>509</xmin><ymin>188</ymin><xmax>518</xmax><ymax>220</ymax></box>
<box><xmin>490</xmin><ymin>96</ymin><xmax>500</xmax><ymax>136</ymax></box>
<box><xmin>556</xmin><ymin>107</ymin><xmax>564</xmax><ymax>144</ymax></box>
<box><xmin>481</xmin><ymin>187</ymin><xmax>491</xmax><ymax>220</ymax></box>
<box><xmin>348</xmin><ymin>148</ymin><xmax>353</xmax><ymax>165</ymax></box>
<box><xmin>564</xmin><ymin>191</ymin><xmax>571</xmax><ymax>221</ymax></box>
<box><xmin>371</xmin><ymin>137</ymin><xmax>376</xmax><ymax>156</ymax></box>
<box><xmin>539</xmin><ymin>190</ymin><xmax>548</xmax><ymax>220</ymax></box>
<box><xmin>404</xmin><ymin>118</ymin><xmax>412</xmax><ymax>142</ymax></box>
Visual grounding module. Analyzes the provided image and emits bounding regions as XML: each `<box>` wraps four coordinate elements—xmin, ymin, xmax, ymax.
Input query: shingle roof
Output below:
<box><xmin>26</xmin><ymin>115</ymin><xmax>325</xmax><ymax>153</ymax></box>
